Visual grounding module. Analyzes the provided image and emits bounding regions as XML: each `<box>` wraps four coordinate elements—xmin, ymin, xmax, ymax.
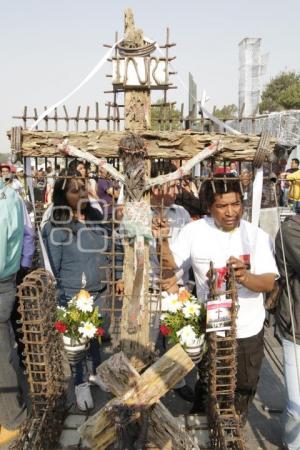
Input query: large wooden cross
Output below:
<box><xmin>7</xmin><ymin>9</ymin><xmax>269</xmax><ymax>367</ymax></box>
<box><xmin>79</xmin><ymin>344</ymin><xmax>199</xmax><ymax>450</ymax></box>
<box><xmin>7</xmin><ymin>9</ymin><xmax>274</xmax><ymax>449</ymax></box>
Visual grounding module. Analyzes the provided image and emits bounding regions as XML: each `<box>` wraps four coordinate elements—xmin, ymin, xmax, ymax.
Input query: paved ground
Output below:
<box><xmin>2</xmin><ymin>324</ymin><xmax>286</xmax><ymax>450</ymax></box>
<box><xmin>54</xmin><ymin>324</ymin><xmax>286</xmax><ymax>450</ymax></box>
<box><xmin>244</xmin><ymin>325</ymin><xmax>285</xmax><ymax>450</ymax></box>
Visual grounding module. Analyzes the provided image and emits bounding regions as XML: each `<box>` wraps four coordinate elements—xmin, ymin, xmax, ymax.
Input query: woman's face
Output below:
<box><xmin>76</xmin><ymin>163</ymin><xmax>86</xmax><ymax>177</ymax></box>
<box><xmin>65</xmin><ymin>178</ymin><xmax>88</xmax><ymax>212</ymax></box>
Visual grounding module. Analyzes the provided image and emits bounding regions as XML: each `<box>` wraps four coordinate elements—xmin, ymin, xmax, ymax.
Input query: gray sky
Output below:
<box><xmin>1</xmin><ymin>0</ymin><xmax>299</xmax><ymax>154</ymax></box>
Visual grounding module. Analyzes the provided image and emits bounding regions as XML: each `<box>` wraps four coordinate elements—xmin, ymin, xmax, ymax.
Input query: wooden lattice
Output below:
<box><xmin>12</xmin><ymin>269</ymin><xmax>65</xmax><ymax>450</ymax></box>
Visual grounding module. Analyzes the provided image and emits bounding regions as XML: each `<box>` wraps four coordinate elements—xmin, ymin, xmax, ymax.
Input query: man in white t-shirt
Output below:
<box><xmin>154</xmin><ymin>177</ymin><xmax>278</xmax><ymax>424</ymax></box>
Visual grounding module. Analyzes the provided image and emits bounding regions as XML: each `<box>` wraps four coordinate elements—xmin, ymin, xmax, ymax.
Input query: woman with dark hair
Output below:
<box><xmin>42</xmin><ymin>169</ymin><xmax>109</xmax><ymax>411</ymax></box>
<box><xmin>68</xmin><ymin>160</ymin><xmax>100</xmax><ymax>210</ymax></box>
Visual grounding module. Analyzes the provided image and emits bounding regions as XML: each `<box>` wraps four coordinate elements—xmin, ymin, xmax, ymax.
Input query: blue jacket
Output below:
<box><xmin>42</xmin><ymin>220</ymin><xmax>109</xmax><ymax>304</ymax></box>
<box><xmin>0</xmin><ymin>181</ymin><xmax>24</xmax><ymax>279</ymax></box>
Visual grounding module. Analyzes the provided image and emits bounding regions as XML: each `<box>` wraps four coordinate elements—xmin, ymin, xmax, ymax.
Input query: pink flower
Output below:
<box><xmin>54</xmin><ymin>321</ymin><xmax>68</xmax><ymax>333</ymax></box>
<box><xmin>160</xmin><ymin>324</ymin><xmax>172</xmax><ymax>336</ymax></box>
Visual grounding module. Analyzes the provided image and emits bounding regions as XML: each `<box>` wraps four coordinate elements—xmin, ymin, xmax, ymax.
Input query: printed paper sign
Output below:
<box><xmin>206</xmin><ymin>299</ymin><xmax>232</xmax><ymax>332</ymax></box>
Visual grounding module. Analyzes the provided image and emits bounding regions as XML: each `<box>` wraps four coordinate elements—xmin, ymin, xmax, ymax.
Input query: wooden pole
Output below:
<box><xmin>79</xmin><ymin>345</ymin><xmax>198</xmax><ymax>450</ymax></box>
<box><xmin>8</xmin><ymin>129</ymin><xmax>272</xmax><ymax>160</ymax></box>
<box><xmin>119</xmin><ymin>8</ymin><xmax>153</xmax><ymax>369</ymax></box>
<box><xmin>96</xmin><ymin>351</ymin><xmax>199</xmax><ymax>449</ymax></box>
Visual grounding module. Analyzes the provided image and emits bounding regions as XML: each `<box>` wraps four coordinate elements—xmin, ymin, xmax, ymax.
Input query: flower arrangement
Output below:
<box><xmin>160</xmin><ymin>288</ymin><xmax>206</xmax><ymax>348</ymax></box>
<box><xmin>54</xmin><ymin>289</ymin><xmax>105</xmax><ymax>342</ymax></box>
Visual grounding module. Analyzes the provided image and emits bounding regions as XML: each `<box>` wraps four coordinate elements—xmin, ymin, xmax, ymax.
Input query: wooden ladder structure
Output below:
<box><xmin>207</xmin><ymin>264</ymin><xmax>246</xmax><ymax>450</ymax></box>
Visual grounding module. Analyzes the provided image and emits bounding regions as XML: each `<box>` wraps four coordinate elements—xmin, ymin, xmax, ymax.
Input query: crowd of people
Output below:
<box><xmin>0</xmin><ymin>144</ymin><xmax>300</xmax><ymax>449</ymax></box>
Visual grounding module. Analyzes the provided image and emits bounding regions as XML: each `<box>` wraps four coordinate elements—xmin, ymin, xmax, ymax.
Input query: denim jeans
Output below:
<box><xmin>282</xmin><ymin>338</ymin><xmax>300</xmax><ymax>450</ymax></box>
<box><xmin>0</xmin><ymin>275</ymin><xmax>27</xmax><ymax>429</ymax></box>
<box><xmin>72</xmin><ymin>338</ymin><xmax>101</xmax><ymax>386</ymax></box>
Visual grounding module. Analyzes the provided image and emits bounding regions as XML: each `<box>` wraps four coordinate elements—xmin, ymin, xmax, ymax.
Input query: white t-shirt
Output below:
<box><xmin>170</xmin><ymin>217</ymin><xmax>279</xmax><ymax>339</ymax></box>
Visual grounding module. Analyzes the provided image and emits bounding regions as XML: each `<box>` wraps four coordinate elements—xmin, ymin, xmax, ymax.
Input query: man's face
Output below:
<box><xmin>0</xmin><ymin>167</ymin><xmax>11</xmax><ymax>181</ymax></box>
<box><xmin>291</xmin><ymin>160</ymin><xmax>299</xmax><ymax>170</ymax></box>
<box><xmin>208</xmin><ymin>192</ymin><xmax>243</xmax><ymax>231</ymax></box>
<box><xmin>240</xmin><ymin>171</ymin><xmax>251</xmax><ymax>187</ymax></box>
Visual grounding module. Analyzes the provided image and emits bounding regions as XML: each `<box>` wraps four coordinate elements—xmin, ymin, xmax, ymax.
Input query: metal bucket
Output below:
<box><xmin>62</xmin><ymin>336</ymin><xmax>89</xmax><ymax>364</ymax></box>
<box><xmin>185</xmin><ymin>334</ymin><xmax>206</xmax><ymax>364</ymax></box>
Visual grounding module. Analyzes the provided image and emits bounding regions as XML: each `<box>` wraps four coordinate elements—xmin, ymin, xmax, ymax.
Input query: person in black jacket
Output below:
<box><xmin>275</xmin><ymin>214</ymin><xmax>300</xmax><ymax>450</ymax></box>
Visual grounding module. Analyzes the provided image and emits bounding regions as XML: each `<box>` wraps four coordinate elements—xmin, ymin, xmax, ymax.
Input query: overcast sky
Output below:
<box><xmin>1</xmin><ymin>0</ymin><xmax>299</xmax><ymax>154</ymax></box>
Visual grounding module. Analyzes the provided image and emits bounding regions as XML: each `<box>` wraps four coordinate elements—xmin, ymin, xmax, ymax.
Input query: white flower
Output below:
<box><xmin>182</xmin><ymin>301</ymin><xmax>201</xmax><ymax>319</ymax></box>
<box><xmin>68</xmin><ymin>297</ymin><xmax>77</xmax><ymax>306</ymax></box>
<box><xmin>76</xmin><ymin>293</ymin><xmax>94</xmax><ymax>313</ymax></box>
<box><xmin>161</xmin><ymin>292</ymin><xmax>182</xmax><ymax>313</ymax></box>
<box><xmin>57</xmin><ymin>306</ymin><xmax>67</xmax><ymax>318</ymax></box>
<box><xmin>78</xmin><ymin>321</ymin><xmax>97</xmax><ymax>339</ymax></box>
<box><xmin>160</xmin><ymin>313</ymin><xmax>167</xmax><ymax>322</ymax></box>
<box><xmin>177</xmin><ymin>325</ymin><xmax>198</xmax><ymax>347</ymax></box>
